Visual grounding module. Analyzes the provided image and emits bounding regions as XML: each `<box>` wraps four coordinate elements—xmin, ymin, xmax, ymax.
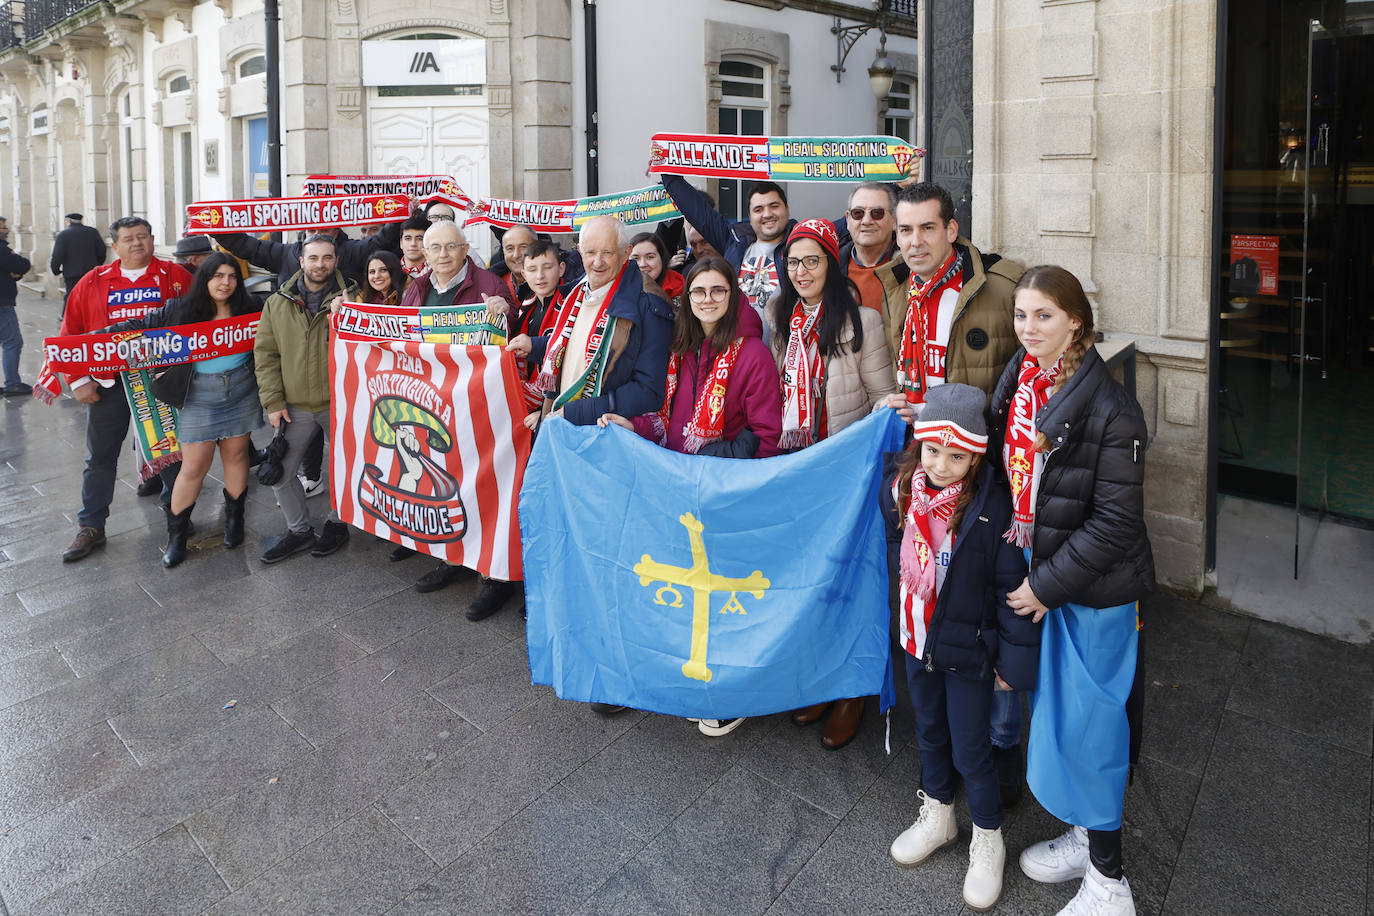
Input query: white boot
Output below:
<box><xmin>889</xmin><ymin>790</ymin><xmax>957</xmax><ymax>867</ymax></box>
<box><xmin>962</xmin><ymin>824</ymin><xmax>1005</xmax><ymax>912</ymax></box>
<box><xmin>1057</xmin><ymin>863</ymin><xmax>1136</xmax><ymax>916</ymax></box>
<box><xmin>1020</xmin><ymin>824</ymin><xmax>1090</xmax><ymax>884</ymax></box>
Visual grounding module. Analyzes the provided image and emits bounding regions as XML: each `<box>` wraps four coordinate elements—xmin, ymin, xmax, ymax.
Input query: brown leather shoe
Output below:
<box><xmin>820</xmin><ymin>697</ymin><xmax>865</xmax><ymax>750</ymax></box>
<box><xmin>63</xmin><ymin>526</ymin><xmax>106</xmax><ymax>563</ymax></box>
<box><xmin>791</xmin><ymin>701</ymin><xmax>832</xmax><ymax>727</ymax></box>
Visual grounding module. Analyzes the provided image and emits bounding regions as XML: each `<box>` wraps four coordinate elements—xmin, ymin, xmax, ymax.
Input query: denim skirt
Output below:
<box><xmin>177</xmin><ymin>363</ymin><xmax>263</xmax><ymax>443</ymax></box>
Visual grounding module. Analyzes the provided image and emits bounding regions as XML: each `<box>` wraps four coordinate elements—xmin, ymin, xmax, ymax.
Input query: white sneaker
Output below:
<box><xmin>299</xmin><ymin>474</ymin><xmax>325</xmax><ymax>497</ymax></box>
<box><xmin>1020</xmin><ymin>825</ymin><xmax>1090</xmax><ymax>884</ymax></box>
<box><xmin>963</xmin><ymin>825</ymin><xmax>1005</xmax><ymax>912</ymax></box>
<box><xmin>697</xmin><ymin>717</ymin><xmax>745</xmax><ymax>736</ymax></box>
<box><xmin>1057</xmin><ymin>864</ymin><xmax>1135</xmax><ymax>916</ymax></box>
<box><xmin>889</xmin><ymin>790</ymin><xmax>957</xmax><ymax>867</ymax></box>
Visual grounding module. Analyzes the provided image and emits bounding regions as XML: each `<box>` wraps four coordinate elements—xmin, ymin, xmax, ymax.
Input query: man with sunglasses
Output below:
<box><xmin>841</xmin><ymin>182</ymin><xmax>906</xmax><ymax>316</ymax></box>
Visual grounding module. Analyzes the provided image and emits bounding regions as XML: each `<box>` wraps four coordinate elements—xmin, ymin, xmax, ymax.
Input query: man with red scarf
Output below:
<box><xmin>58</xmin><ymin>217</ymin><xmax>192</xmax><ymax>562</ymax></box>
<box><xmin>882</xmin><ymin>182</ymin><xmax>1026</xmax><ymax>811</ymax></box>
<box><xmin>884</xmin><ymin>183</ymin><xmax>1022</xmax><ymax>411</ymax></box>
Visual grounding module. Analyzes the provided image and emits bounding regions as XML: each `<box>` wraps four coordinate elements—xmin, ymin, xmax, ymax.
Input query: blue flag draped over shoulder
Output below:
<box><xmin>521</xmin><ymin>409</ymin><xmax>906</xmax><ymax>719</ymax></box>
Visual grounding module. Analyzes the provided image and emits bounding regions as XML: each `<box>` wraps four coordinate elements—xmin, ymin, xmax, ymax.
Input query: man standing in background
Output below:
<box><xmin>49</xmin><ymin>213</ymin><xmax>108</xmax><ymax>319</ymax></box>
<box><xmin>0</xmin><ymin>216</ymin><xmax>34</xmax><ymax>395</ymax></box>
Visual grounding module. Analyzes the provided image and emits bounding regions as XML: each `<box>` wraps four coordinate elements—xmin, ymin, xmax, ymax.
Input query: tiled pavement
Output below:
<box><xmin>1</xmin><ymin>293</ymin><xmax>1371</xmax><ymax>915</ymax></box>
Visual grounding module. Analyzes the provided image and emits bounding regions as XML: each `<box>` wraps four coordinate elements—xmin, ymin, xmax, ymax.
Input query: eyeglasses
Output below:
<box><xmin>785</xmin><ymin>255</ymin><xmax>823</xmax><ymax>272</ymax></box>
<box><xmin>424</xmin><ymin>242</ymin><xmax>466</xmax><ymax>254</ymax></box>
<box><xmin>688</xmin><ymin>286</ymin><xmax>731</xmax><ymax>303</ymax></box>
<box><xmin>847</xmin><ymin>207</ymin><xmax>888</xmax><ymax>222</ymax></box>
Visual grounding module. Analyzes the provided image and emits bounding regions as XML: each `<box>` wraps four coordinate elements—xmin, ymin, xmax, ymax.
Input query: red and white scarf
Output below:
<box><xmin>534</xmin><ymin>273</ymin><xmax>622</xmax><ymax>403</ymax></box>
<box><xmin>898</xmin><ymin>248</ymin><xmax>963</xmax><ymax>403</ymax></box>
<box><xmin>896</xmin><ymin>468</ymin><xmax>962</xmax><ymax>658</ymax></box>
<box><xmin>1003</xmin><ymin>353</ymin><xmax>1060</xmax><ymax>547</ymax></box>
<box><xmin>655</xmin><ymin>337</ymin><xmax>745</xmax><ymax>453</ymax></box>
<box><xmin>778</xmin><ymin>301</ymin><xmax>827</xmax><ymax>449</ymax></box>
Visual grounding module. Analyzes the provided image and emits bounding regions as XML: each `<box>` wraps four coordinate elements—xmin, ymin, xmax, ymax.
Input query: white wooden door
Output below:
<box><xmin>368</xmin><ymin>98</ymin><xmax>491</xmax><ymax>261</ymax></box>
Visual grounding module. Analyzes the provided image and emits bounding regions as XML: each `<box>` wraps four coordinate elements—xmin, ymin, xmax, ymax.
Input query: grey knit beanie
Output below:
<box><xmin>910</xmin><ymin>383</ymin><xmax>989</xmax><ymax>454</ymax></box>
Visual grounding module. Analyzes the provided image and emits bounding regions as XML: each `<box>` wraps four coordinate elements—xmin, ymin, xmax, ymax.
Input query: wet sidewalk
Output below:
<box><xmin>1</xmin><ymin>292</ymin><xmax>1370</xmax><ymax>915</ymax></box>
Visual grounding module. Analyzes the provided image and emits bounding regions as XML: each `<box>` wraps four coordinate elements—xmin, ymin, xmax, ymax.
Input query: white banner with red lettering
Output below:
<box><xmin>330</xmin><ymin>317</ymin><xmax>532</xmax><ymax>580</ymax></box>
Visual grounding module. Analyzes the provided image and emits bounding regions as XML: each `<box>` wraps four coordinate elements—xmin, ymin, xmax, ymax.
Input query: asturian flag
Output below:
<box><xmin>521</xmin><ymin>410</ymin><xmax>906</xmax><ymax>719</ymax></box>
<box><xmin>330</xmin><ymin>317</ymin><xmax>532</xmax><ymax>580</ymax></box>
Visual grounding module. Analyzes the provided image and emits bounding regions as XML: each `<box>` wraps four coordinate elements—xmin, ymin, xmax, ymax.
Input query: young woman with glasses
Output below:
<box><xmin>765</xmin><ymin>218</ymin><xmax>898</xmax><ymax>751</ymax></box>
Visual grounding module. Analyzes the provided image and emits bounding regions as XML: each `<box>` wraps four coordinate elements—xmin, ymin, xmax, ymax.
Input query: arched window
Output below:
<box><xmin>884</xmin><ymin>77</ymin><xmax>915</xmax><ymax>142</ymax></box>
<box><xmin>237</xmin><ymin>55</ymin><xmax>266</xmax><ymax>79</ymax></box>
<box><xmin>717</xmin><ymin>59</ymin><xmax>770</xmax><ymax>221</ymax></box>
<box><xmin>167</xmin><ymin>73</ymin><xmax>191</xmax><ymax>95</ymax></box>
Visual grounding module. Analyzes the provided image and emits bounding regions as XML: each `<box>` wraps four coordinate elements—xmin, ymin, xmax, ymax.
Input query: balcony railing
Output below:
<box><xmin>22</xmin><ymin>0</ymin><xmax>99</xmax><ymax>40</ymax></box>
<box><xmin>0</xmin><ymin>0</ymin><xmax>22</xmax><ymax>51</ymax></box>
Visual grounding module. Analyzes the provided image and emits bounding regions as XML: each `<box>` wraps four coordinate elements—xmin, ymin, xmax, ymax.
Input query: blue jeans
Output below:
<box><xmin>0</xmin><ymin>304</ymin><xmax>21</xmax><ymax>386</ymax></box>
<box><xmin>907</xmin><ymin>662</ymin><xmax>1004</xmax><ymax>830</ymax></box>
<box><xmin>990</xmin><ymin>689</ymin><xmax>1023</xmax><ymax>750</ymax></box>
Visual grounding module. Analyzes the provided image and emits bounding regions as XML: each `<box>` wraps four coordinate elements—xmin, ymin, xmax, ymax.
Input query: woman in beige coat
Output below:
<box><xmin>766</xmin><ymin>218</ymin><xmax>897</xmax><ymax>750</ymax></box>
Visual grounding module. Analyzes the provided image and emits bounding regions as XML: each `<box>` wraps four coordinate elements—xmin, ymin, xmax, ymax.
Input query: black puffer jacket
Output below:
<box><xmin>988</xmin><ymin>346</ymin><xmax>1155</xmax><ymax>610</ymax></box>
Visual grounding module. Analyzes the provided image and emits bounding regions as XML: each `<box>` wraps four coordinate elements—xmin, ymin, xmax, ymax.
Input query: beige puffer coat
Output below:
<box><xmin>767</xmin><ymin>301</ymin><xmax>897</xmax><ymax>435</ymax></box>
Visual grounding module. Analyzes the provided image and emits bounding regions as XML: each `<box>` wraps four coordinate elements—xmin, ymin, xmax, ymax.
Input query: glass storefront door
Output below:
<box><xmin>1218</xmin><ymin>1</ymin><xmax>1374</xmax><ymax>570</ymax></box>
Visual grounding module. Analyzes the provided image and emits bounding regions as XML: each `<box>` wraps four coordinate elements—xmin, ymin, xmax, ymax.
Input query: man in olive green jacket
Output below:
<box><xmin>254</xmin><ymin>234</ymin><xmax>360</xmax><ymax>563</ymax></box>
<box><xmin>886</xmin><ymin>183</ymin><xmax>1023</xmax><ymax>404</ymax></box>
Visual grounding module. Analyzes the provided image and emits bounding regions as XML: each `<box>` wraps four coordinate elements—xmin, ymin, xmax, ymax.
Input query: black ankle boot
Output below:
<box><xmin>163</xmin><ymin>502</ymin><xmax>196</xmax><ymax>568</ymax></box>
<box><xmin>222</xmin><ymin>489</ymin><xmax>247</xmax><ymax>549</ymax></box>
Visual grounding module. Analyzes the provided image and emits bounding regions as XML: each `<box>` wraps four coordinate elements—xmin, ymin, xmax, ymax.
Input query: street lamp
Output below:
<box><xmin>867</xmin><ymin>33</ymin><xmax>895</xmax><ymax>100</ymax></box>
<box><xmin>831</xmin><ymin>4</ymin><xmax>897</xmax><ymax>101</ymax></box>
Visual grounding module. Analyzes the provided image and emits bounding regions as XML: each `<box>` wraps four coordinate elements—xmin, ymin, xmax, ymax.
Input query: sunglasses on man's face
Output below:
<box><xmin>847</xmin><ymin>207</ymin><xmax>888</xmax><ymax>222</ymax></box>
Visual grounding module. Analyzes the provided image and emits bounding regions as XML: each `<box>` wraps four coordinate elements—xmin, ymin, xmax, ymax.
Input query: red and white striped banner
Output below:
<box><xmin>330</xmin><ymin>318</ymin><xmax>533</xmax><ymax>580</ymax></box>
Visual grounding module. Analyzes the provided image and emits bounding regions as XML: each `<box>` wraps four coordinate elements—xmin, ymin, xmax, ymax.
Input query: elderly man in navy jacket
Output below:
<box><xmin>513</xmin><ymin>214</ymin><xmax>673</xmax><ymax>427</ymax></box>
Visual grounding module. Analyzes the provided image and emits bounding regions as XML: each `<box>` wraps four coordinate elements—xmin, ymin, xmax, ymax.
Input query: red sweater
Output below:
<box><xmin>59</xmin><ymin>257</ymin><xmax>193</xmax><ymax>383</ymax></box>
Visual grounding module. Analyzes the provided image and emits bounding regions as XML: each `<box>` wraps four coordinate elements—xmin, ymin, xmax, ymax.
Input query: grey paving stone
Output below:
<box><xmin>379</xmin><ymin>695</ymin><xmax>645</xmax><ymax>865</ymax></box>
<box><xmin>579</xmin><ymin>765</ymin><xmax>838</xmax><ymax>916</ymax></box>
<box><xmin>1166</xmin><ymin>709</ymin><xmax>1369</xmax><ymax>916</ymax></box>
<box><xmin>738</xmin><ymin>699</ymin><xmax>908</xmax><ymax>819</ymax></box>
<box><xmin>133</xmin><ymin>543</ymin><xmax>259</xmax><ymax>605</ymax></box>
<box><xmin>14</xmin><ymin>561</ymin><xmax>152</xmax><ymax>615</ymax></box>
<box><xmin>193</xmin><ymin>592</ymin><xmax>345</xmax><ymax>667</ymax></box>
<box><xmin>0</xmin><ymin>722</ymin><xmax>139</xmax><ymax>833</ymax></box>
<box><xmin>0</xmin><ymin>707</ymin><xmax>311</xmax><ymax>911</ymax></box>
<box><xmin>0</xmin><ymin>647</ymin><xmax>74</xmax><ymax>710</ymax></box>
<box><xmin>247</xmin><ymin>537</ymin><xmax>414</xmax><ymax>609</ymax></box>
<box><xmin>1145</xmin><ymin>592</ymin><xmax>1251</xmax><ymax>655</ymax></box>
<box><xmin>1139</xmin><ymin>630</ymin><xmax>1240</xmax><ymax>776</ymax></box>
<box><xmin>0</xmin><ymin>581</ymin><xmax>162</xmax><ymax>663</ymax></box>
<box><xmin>767</xmin><ymin>742</ymin><xmax>967</xmax><ymax>916</ymax></box>
<box><xmin>205</xmin><ymin>805</ymin><xmax>436</xmax><ymax>916</ymax></box>
<box><xmin>23</xmin><ymin>825</ymin><xmax>228</xmax><ymax>916</ymax></box>
<box><xmin>391</xmin><ymin>784</ymin><xmax>641</xmax><ymax>916</ymax></box>
<box><xmin>561</xmin><ymin>710</ymin><xmax>759</xmax><ymax>841</ymax></box>
<box><xmin>1227</xmin><ymin>620</ymin><xmax>1374</xmax><ymax>756</ymax></box>
<box><xmin>0</xmin><ymin>634</ymin><xmax>224</xmax><ymax>770</ymax></box>
<box><xmin>0</xmin><ymin>520</ymin><xmax>88</xmax><ymax>565</ymax></box>
<box><xmin>426</xmin><ymin>634</ymin><xmax>550</xmax><ymax>731</ymax></box>
<box><xmin>187</xmin><ymin>692</ymin><xmax>476</xmax><ymax>889</ymax></box>
<box><xmin>271</xmin><ymin>614</ymin><xmax>508</xmax><ymax>746</ymax></box>
<box><xmin>330</xmin><ymin>582</ymin><xmax>479</xmax><ymax>653</ymax></box>
<box><xmin>109</xmin><ymin>628</ymin><xmax>366</xmax><ymax>763</ymax></box>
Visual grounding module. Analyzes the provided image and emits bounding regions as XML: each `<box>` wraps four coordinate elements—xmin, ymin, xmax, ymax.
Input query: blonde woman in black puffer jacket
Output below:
<box><xmin>986</xmin><ymin>265</ymin><xmax>1153</xmax><ymax>916</ymax></box>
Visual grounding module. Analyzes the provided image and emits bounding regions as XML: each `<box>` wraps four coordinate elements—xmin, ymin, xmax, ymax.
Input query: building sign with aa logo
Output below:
<box><xmin>360</xmin><ymin>39</ymin><xmax>486</xmax><ymax>87</ymax></box>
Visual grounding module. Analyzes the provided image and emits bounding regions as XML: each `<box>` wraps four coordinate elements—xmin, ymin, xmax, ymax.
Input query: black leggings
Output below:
<box><xmin>1088</xmin><ymin>828</ymin><xmax>1123</xmax><ymax>880</ymax></box>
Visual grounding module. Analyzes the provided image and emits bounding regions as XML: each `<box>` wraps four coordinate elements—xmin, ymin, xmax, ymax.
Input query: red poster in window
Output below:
<box><xmin>1229</xmin><ymin>234</ymin><xmax>1280</xmax><ymax>297</ymax></box>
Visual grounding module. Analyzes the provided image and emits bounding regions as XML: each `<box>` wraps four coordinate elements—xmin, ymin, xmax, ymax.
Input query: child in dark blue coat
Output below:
<box><xmin>881</xmin><ymin>383</ymin><xmax>1040</xmax><ymax>912</ymax></box>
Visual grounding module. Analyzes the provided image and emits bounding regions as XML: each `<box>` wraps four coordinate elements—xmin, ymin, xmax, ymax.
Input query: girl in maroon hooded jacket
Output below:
<box><xmin>599</xmin><ymin>255</ymin><xmax>782</xmax><ymax>461</ymax></box>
